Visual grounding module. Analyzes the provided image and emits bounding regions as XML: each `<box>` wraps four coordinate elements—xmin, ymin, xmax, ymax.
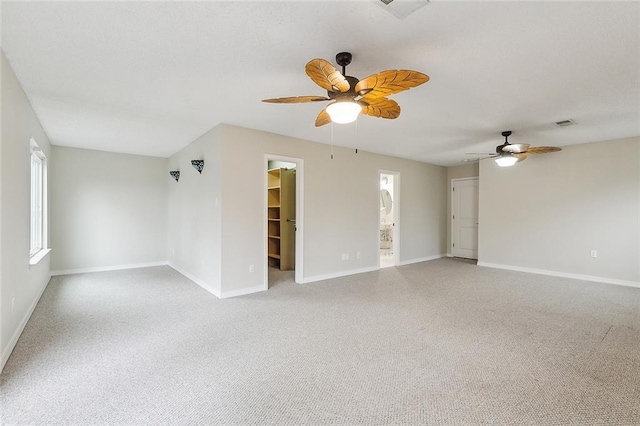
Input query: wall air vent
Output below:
<box><xmin>375</xmin><ymin>0</ymin><xmax>430</xmax><ymax>20</ymax></box>
<box><xmin>554</xmin><ymin>119</ymin><xmax>576</xmax><ymax>127</ymax></box>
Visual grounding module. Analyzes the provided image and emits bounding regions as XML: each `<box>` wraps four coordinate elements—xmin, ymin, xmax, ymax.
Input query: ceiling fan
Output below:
<box><xmin>467</xmin><ymin>131</ymin><xmax>562</xmax><ymax>167</ymax></box>
<box><xmin>262</xmin><ymin>52</ymin><xmax>429</xmax><ymax>126</ymax></box>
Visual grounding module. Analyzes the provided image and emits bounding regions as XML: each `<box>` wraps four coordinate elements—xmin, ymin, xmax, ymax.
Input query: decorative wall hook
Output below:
<box><xmin>191</xmin><ymin>160</ymin><xmax>204</xmax><ymax>174</ymax></box>
<box><xmin>169</xmin><ymin>171</ymin><xmax>180</xmax><ymax>182</ymax></box>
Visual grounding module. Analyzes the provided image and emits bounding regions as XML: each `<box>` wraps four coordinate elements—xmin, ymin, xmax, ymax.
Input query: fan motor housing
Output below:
<box><xmin>328</xmin><ymin>76</ymin><xmax>359</xmax><ymax>99</ymax></box>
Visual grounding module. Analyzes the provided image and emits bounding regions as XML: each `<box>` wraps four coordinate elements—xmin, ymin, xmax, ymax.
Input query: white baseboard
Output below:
<box><xmin>221</xmin><ymin>285</ymin><xmax>266</xmax><ymax>299</ymax></box>
<box><xmin>302</xmin><ymin>266</ymin><xmax>380</xmax><ymax>284</ymax></box>
<box><xmin>167</xmin><ymin>263</ymin><xmax>222</xmax><ymax>299</ymax></box>
<box><xmin>51</xmin><ymin>261</ymin><xmax>168</xmax><ymax>276</ymax></box>
<box><xmin>1</xmin><ymin>274</ymin><xmax>51</xmax><ymax>372</ymax></box>
<box><xmin>397</xmin><ymin>254</ymin><xmax>446</xmax><ymax>266</ymax></box>
<box><xmin>477</xmin><ymin>262</ymin><xmax>639</xmax><ymax>288</ymax></box>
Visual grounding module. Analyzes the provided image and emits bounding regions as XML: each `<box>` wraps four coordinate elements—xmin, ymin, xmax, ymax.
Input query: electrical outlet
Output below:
<box><xmin>357</xmin><ymin>251</ymin><xmax>361</xmax><ymax>259</ymax></box>
<box><xmin>590</xmin><ymin>250</ymin><xmax>598</xmax><ymax>258</ymax></box>
<box><xmin>345</xmin><ymin>253</ymin><xmax>349</xmax><ymax>260</ymax></box>
<box><xmin>11</xmin><ymin>297</ymin><xmax>15</xmax><ymax>313</ymax></box>
<box><xmin>249</xmin><ymin>264</ymin><xmax>255</xmax><ymax>273</ymax></box>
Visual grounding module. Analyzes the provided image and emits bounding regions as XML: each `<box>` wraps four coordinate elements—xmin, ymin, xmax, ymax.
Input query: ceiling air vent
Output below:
<box><xmin>554</xmin><ymin>119</ymin><xmax>576</xmax><ymax>127</ymax></box>
<box><xmin>375</xmin><ymin>0</ymin><xmax>430</xmax><ymax>19</ymax></box>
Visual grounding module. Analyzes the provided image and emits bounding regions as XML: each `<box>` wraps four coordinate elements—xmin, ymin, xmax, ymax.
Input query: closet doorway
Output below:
<box><xmin>379</xmin><ymin>171</ymin><xmax>399</xmax><ymax>268</ymax></box>
<box><xmin>265</xmin><ymin>156</ymin><xmax>304</xmax><ymax>288</ymax></box>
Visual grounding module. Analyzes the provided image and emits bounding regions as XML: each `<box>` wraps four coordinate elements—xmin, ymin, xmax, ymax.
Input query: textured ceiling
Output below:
<box><xmin>2</xmin><ymin>1</ymin><xmax>639</xmax><ymax>166</ymax></box>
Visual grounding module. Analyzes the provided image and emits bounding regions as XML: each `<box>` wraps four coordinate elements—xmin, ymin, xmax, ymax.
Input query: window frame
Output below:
<box><xmin>30</xmin><ymin>138</ymin><xmax>47</xmax><ymax>259</ymax></box>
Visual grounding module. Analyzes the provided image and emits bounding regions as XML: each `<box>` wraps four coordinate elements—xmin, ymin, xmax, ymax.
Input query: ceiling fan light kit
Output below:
<box><xmin>326</xmin><ymin>100</ymin><xmax>361</xmax><ymax>124</ymax></box>
<box><xmin>263</xmin><ymin>52</ymin><xmax>429</xmax><ymax>126</ymax></box>
<box><xmin>495</xmin><ymin>153</ymin><xmax>518</xmax><ymax>167</ymax></box>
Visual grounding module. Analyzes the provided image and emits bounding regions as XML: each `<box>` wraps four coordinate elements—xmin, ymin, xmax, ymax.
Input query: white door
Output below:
<box><xmin>451</xmin><ymin>178</ymin><xmax>479</xmax><ymax>259</ymax></box>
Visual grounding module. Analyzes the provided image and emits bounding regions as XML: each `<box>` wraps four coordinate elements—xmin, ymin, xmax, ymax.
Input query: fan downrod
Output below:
<box><xmin>497</xmin><ymin>130</ymin><xmax>513</xmax><ymax>154</ymax></box>
<box><xmin>336</xmin><ymin>52</ymin><xmax>352</xmax><ymax>75</ymax></box>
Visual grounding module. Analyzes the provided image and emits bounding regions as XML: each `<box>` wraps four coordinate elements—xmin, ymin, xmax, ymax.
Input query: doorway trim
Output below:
<box><xmin>378</xmin><ymin>170</ymin><xmax>400</xmax><ymax>268</ymax></box>
<box><xmin>264</xmin><ymin>154</ymin><xmax>304</xmax><ymax>288</ymax></box>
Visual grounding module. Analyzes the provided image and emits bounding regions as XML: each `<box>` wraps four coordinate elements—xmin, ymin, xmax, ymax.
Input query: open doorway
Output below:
<box><xmin>265</xmin><ymin>156</ymin><xmax>303</xmax><ymax>289</ymax></box>
<box><xmin>379</xmin><ymin>171</ymin><xmax>399</xmax><ymax>268</ymax></box>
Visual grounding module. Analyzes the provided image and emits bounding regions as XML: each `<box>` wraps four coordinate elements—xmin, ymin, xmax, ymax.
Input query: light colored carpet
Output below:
<box><xmin>1</xmin><ymin>258</ymin><xmax>639</xmax><ymax>425</ymax></box>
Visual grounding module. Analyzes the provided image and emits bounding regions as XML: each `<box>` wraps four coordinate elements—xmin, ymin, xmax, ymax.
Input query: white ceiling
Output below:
<box><xmin>2</xmin><ymin>1</ymin><xmax>639</xmax><ymax>166</ymax></box>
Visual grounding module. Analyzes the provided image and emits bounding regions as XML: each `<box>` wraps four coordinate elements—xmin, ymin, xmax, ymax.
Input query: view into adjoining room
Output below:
<box><xmin>267</xmin><ymin>159</ymin><xmax>297</xmax><ymax>288</ymax></box>
<box><xmin>379</xmin><ymin>172</ymin><xmax>397</xmax><ymax>268</ymax></box>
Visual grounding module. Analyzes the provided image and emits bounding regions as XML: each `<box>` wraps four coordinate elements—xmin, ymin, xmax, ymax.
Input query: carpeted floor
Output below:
<box><xmin>1</xmin><ymin>258</ymin><xmax>639</xmax><ymax>425</ymax></box>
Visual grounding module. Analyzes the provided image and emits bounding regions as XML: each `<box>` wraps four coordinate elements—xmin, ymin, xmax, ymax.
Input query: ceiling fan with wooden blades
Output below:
<box><xmin>262</xmin><ymin>52</ymin><xmax>429</xmax><ymax>126</ymax></box>
<box><xmin>466</xmin><ymin>131</ymin><xmax>562</xmax><ymax>167</ymax></box>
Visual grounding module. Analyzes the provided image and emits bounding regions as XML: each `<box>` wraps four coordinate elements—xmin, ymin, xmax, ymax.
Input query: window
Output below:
<box><xmin>30</xmin><ymin>138</ymin><xmax>47</xmax><ymax>258</ymax></box>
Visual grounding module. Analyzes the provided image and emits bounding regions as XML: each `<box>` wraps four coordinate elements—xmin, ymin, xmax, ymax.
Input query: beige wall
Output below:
<box><xmin>446</xmin><ymin>163</ymin><xmax>479</xmax><ymax>253</ymax></box>
<box><xmin>478</xmin><ymin>137</ymin><xmax>639</xmax><ymax>285</ymax></box>
<box><xmin>168</xmin><ymin>124</ymin><xmax>447</xmax><ymax>297</ymax></box>
<box><xmin>167</xmin><ymin>127</ymin><xmax>222</xmax><ymax>296</ymax></box>
<box><xmin>1</xmin><ymin>52</ymin><xmax>52</xmax><ymax>368</ymax></box>
<box><xmin>50</xmin><ymin>146</ymin><xmax>168</xmax><ymax>272</ymax></box>
<box><xmin>218</xmin><ymin>124</ymin><xmax>447</xmax><ymax>294</ymax></box>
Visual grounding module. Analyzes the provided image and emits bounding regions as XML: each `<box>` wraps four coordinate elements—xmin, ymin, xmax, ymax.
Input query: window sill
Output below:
<box><xmin>29</xmin><ymin>248</ymin><xmax>51</xmax><ymax>266</ymax></box>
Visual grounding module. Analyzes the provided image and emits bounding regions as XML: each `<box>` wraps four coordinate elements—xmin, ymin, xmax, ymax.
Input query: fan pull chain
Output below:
<box><xmin>355</xmin><ymin>119</ymin><xmax>359</xmax><ymax>154</ymax></box>
<box><xmin>330</xmin><ymin>122</ymin><xmax>334</xmax><ymax>160</ymax></box>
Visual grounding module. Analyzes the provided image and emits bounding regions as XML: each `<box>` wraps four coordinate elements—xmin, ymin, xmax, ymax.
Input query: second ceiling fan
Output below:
<box><xmin>467</xmin><ymin>131</ymin><xmax>562</xmax><ymax>167</ymax></box>
<box><xmin>262</xmin><ymin>52</ymin><xmax>429</xmax><ymax>126</ymax></box>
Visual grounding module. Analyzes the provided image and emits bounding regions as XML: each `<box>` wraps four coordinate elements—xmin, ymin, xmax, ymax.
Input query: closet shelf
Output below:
<box><xmin>266</xmin><ymin>167</ymin><xmax>295</xmax><ymax>271</ymax></box>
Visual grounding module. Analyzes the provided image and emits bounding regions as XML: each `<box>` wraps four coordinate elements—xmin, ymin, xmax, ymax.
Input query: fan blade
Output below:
<box><xmin>515</xmin><ymin>153</ymin><xmax>528</xmax><ymax>163</ymax></box>
<box><xmin>502</xmin><ymin>143</ymin><xmax>530</xmax><ymax>153</ymax></box>
<box><xmin>524</xmin><ymin>146</ymin><xmax>562</xmax><ymax>154</ymax></box>
<box><xmin>315</xmin><ymin>108</ymin><xmax>331</xmax><ymax>127</ymax></box>
<box><xmin>463</xmin><ymin>156</ymin><xmax>495</xmax><ymax>163</ymax></box>
<box><xmin>355</xmin><ymin>70</ymin><xmax>429</xmax><ymax>98</ymax></box>
<box><xmin>262</xmin><ymin>96</ymin><xmax>331</xmax><ymax>103</ymax></box>
<box><xmin>360</xmin><ymin>97</ymin><xmax>401</xmax><ymax>119</ymax></box>
<box><xmin>466</xmin><ymin>152</ymin><xmax>496</xmax><ymax>155</ymax></box>
<box><xmin>305</xmin><ymin>59</ymin><xmax>350</xmax><ymax>93</ymax></box>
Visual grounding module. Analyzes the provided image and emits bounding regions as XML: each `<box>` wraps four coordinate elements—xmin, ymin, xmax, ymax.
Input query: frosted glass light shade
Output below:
<box><xmin>495</xmin><ymin>154</ymin><xmax>518</xmax><ymax>167</ymax></box>
<box><xmin>326</xmin><ymin>101</ymin><xmax>361</xmax><ymax>124</ymax></box>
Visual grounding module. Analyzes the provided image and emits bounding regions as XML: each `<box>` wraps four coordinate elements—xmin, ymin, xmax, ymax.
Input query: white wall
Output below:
<box><xmin>478</xmin><ymin>137</ymin><xmax>639</xmax><ymax>286</ymax></box>
<box><xmin>50</xmin><ymin>146</ymin><xmax>168</xmax><ymax>272</ymax></box>
<box><xmin>1</xmin><ymin>51</ymin><xmax>52</xmax><ymax>369</ymax></box>
<box><xmin>218</xmin><ymin>124</ymin><xmax>447</xmax><ymax>294</ymax></box>
<box><xmin>446</xmin><ymin>163</ymin><xmax>479</xmax><ymax>253</ymax></box>
<box><xmin>167</xmin><ymin>127</ymin><xmax>222</xmax><ymax>296</ymax></box>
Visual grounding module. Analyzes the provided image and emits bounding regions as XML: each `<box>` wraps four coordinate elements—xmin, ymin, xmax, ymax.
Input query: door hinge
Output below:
<box><xmin>452</xmin><ymin>215</ymin><xmax>455</xmax><ymax>220</ymax></box>
<box><xmin>453</xmin><ymin>187</ymin><xmax>455</xmax><ymax>192</ymax></box>
<box><xmin>453</xmin><ymin>243</ymin><xmax>455</xmax><ymax>247</ymax></box>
